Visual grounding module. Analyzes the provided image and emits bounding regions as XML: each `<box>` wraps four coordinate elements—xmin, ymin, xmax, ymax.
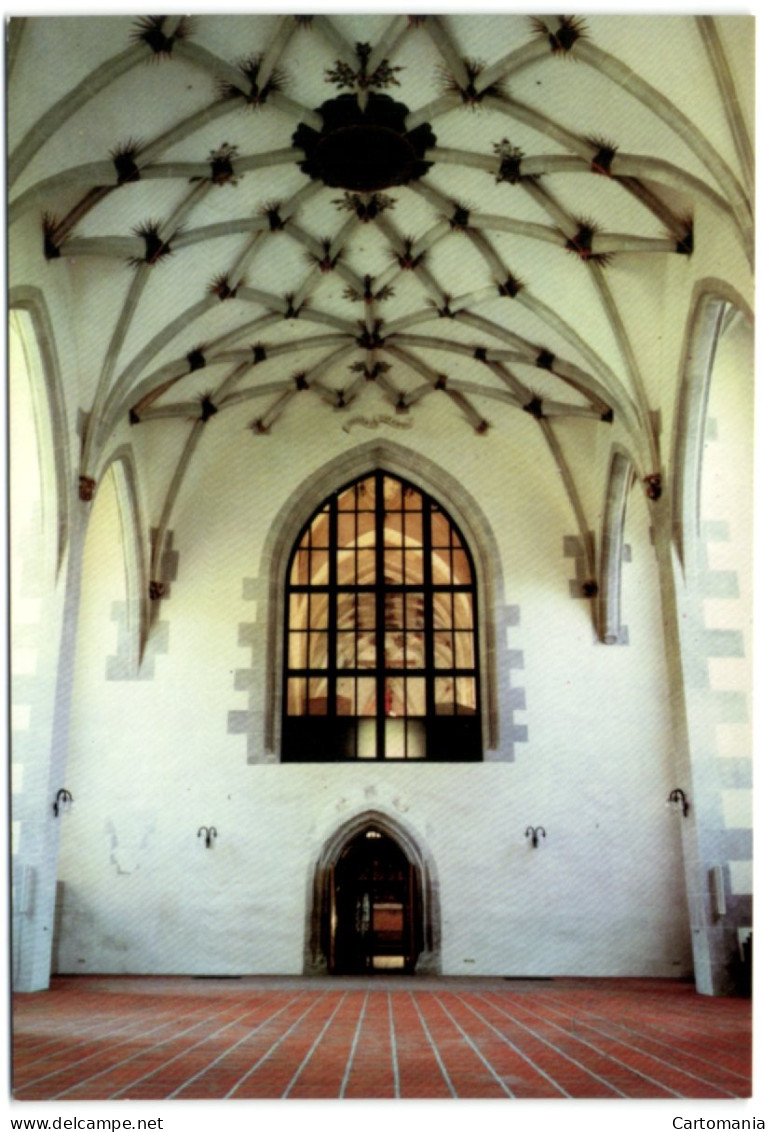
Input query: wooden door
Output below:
<box><xmin>331</xmin><ymin>830</ymin><xmax>417</xmax><ymax>974</ymax></box>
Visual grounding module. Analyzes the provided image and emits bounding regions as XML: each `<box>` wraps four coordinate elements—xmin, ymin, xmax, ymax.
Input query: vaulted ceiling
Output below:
<box><xmin>7</xmin><ymin>14</ymin><xmax>754</xmax><ymax>597</ymax></box>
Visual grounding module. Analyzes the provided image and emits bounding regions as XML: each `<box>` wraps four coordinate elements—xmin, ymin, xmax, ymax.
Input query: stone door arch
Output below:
<box><xmin>305</xmin><ymin>810</ymin><xmax>440</xmax><ymax>975</ymax></box>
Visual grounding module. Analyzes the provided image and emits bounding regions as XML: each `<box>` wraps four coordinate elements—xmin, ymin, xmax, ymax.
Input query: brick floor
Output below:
<box><xmin>11</xmin><ymin>975</ymin><xmax>751</xmax><ymax>1101</ymax></box>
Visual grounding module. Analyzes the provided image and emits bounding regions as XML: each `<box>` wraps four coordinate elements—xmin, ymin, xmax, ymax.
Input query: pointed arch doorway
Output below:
<box><xmin>307</xmin><ymin>811</ymin><xmax>439</xmax><ymax>976</ymax></box>
<box><xmin>331</xmin><ymin>827</ymin><xmax>419</xmax><ymax>974</ymax></box>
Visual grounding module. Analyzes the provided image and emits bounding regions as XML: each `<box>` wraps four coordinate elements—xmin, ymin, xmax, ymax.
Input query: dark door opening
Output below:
<box><xmin>330</xmin><ymin>828</ymin><xmax>420</xmax><ymax>974</ymax></box>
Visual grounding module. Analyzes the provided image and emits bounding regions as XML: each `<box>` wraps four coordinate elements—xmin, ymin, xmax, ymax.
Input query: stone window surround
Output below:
<box><xmin>250</xmin><ymin>439</ymin><xmax>520</xmax><ymax>763</ymax></box>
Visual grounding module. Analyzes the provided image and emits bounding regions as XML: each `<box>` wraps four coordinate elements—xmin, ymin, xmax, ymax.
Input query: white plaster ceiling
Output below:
<box><xmin>7</xmin><ymin>13</ymin><xmax>754</xmax><ymax>593</ymax></box>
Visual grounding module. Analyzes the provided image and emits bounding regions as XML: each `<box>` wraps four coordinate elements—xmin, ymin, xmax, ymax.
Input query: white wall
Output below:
<box><xmin>55</xmin><ymin>393</ymin><xmax>693</xmax><ymax>977</ymax></box>
<box><xmin>700</xmin><ymin>312</ymin><xmax>754</xmax><ymax>905</ymax></box>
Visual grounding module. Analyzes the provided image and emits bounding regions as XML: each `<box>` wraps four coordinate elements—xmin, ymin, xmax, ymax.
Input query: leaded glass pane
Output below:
<box><xmin>357</xmin><ymin>548</ymin><xmax>376</xmax><ymax>584</ymax></box>
<box><xmin>288</xmin><ymin>632</ymin><xmax>308</xmax><ymax>669</ymax></box>
<box><xmin>431</xmin><ymin>549</ymin><xmax>451</xmax><ymax>584</ymax></box>
<box><xmin>309</xmin><ymin>549</ymin><xmax>328</xmax><ymax>584</ymax></box>
<box><xmin>452</xmin><ymin>548</ymin><xmax>471</xmax><ymax>584</ymax></box>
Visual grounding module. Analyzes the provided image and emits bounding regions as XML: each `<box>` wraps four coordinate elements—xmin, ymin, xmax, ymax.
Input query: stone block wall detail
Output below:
<box><xmin>502</xmin><ymin>604</ymin><xmax>528</xmax><ymax>751</ymax></box>
<box><xmin>228</xmin><ymin>576</ymin><xmax>269</xmax><ymax>764</ymax></box>
<box><xmin>698</xmin><ymin>513</ymin><xmax>753</xmax><ymax>955</ymax></box>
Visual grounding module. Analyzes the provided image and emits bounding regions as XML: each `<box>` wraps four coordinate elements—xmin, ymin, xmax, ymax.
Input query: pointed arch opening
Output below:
<box><xmin>8</xmin><ymin>296</ymin><xmax>70</xmax><ymax>580</ymax></box>
<box><xmin>282</xmin><ymin>469</ymin><xmax>482</xmax><ymax>762</ymax></box>
<box><xmin>671</xmin><ymin>280</ymin><xmax>754</xmax><ymax>573</ymax></box>
<box><xmin>9</xmin><ymin>311</ymin><xmax>47</xmax><ymax>613</ymax></box>
<box><xmin>261</xmin><ymin>440</ymin><xmax>509</xmax><ymax>762</ymax></box>
<box><xmin>306</xmin><ymin>810</ymin><xmax>440</xmax><ymax>976</ymax></box>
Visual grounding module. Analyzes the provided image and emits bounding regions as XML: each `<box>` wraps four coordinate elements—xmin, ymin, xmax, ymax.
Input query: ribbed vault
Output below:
<box><xmin>7</xmin><ymin>13</ymin><xmax>754</xmax><ymax>636</ymax></box>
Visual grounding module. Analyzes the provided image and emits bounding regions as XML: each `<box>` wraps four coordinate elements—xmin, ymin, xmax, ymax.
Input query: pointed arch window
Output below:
<box><xmin>282</xmin><ymin>471</ymin><xmax>482</xmax><ymax>761</ymax></box>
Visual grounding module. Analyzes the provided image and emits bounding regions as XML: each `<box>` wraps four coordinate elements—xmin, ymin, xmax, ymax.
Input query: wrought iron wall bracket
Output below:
<box><xmin>53</xmin><ymin>789</ymin><xmax>73</xmax><ymax>817</ymax></box>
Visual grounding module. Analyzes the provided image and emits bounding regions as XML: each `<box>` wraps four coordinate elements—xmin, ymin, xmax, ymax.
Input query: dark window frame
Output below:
<box><xmin>282</xmin><ymin>470</ymin><xmax>483</xmax><ymax>762</ymax></box>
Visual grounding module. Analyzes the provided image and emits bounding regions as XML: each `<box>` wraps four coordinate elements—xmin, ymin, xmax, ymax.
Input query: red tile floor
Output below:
<box><xmin>12</xmin><ymin>976</ymin><xmax>751</xmax><ymax>1101</ymax></box>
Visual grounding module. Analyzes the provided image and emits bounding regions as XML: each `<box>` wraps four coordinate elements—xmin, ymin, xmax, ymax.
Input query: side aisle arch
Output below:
<box><xmin>671</xmin><ymin>279</ymin><xmax>754</xmax><ymax>574</ymax></box>
<box><xmin>9</xmin><ymin>286</ymin><xmax>72</xmax><ymax>578</ymax></box>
